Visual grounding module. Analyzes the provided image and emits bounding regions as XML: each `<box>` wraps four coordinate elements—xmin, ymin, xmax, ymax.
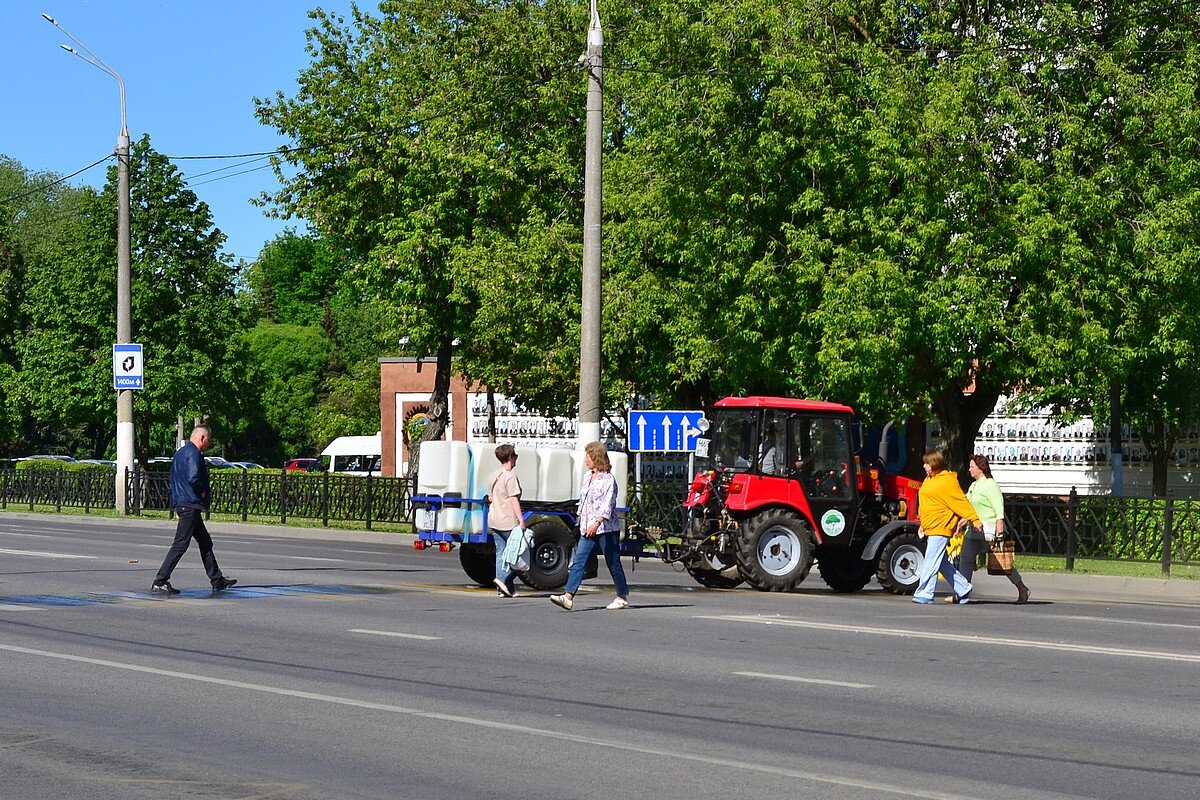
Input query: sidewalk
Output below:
<box><xmin>5</xmin><ymin>510</ymin><xmax>1198</xmax><ymax>606</ymax></box>
<box><xmin>966</xmin><ymin>571</ymin><xmax>1200</xmax><ymax>607</ymax></box>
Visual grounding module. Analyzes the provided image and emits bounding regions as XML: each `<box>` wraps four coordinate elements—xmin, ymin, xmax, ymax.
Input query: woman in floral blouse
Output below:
<box><xmin>550</xmin><ymin>441</ymin><xmax>630</xmax><ymax>611</ymax></box>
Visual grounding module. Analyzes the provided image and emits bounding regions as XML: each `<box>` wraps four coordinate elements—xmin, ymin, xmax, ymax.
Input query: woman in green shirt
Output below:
<box><xmin>961</xmin><ymin>454</ymin><xmax>1030</xmax><ymax>603</ymax></box>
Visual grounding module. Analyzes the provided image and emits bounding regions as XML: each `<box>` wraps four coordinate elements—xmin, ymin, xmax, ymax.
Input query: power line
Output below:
<box><xmin>2</xmin><ymin>154</ymin><xmax>113</xmax><ymax>205</ymax></box>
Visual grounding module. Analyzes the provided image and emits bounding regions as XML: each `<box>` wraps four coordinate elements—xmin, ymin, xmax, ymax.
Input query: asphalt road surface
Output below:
<box><xmin>1</xmin><ymin>514</ymin><xmax>1198</xmax><ymax>800</ymax></box>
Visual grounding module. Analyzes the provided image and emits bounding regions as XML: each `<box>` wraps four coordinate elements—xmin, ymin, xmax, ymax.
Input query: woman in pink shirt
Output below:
<box><xmin>550</xmin><ymin>441</ymin><xmax>630</xmax><ymax>611</ymax></box>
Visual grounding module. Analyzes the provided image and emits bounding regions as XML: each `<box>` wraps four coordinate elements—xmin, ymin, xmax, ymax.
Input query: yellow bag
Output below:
<box><xmin>947</xmin><ymin>529</ymin><xmax>964</xmax><ymax>559</ymax></box>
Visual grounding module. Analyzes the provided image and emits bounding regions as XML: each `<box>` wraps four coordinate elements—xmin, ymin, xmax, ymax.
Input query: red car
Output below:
<box><xmin>284</xmin><ymin>458</ymin><xmax>320</xmax><ymax>472</ymax></box>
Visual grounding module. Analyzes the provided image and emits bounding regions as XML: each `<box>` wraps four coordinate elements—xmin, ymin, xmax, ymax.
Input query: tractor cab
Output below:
<box><xmin>700</xmin><ymin>397</ymin><xmax>862</xmax><ymax>541</ymax></box>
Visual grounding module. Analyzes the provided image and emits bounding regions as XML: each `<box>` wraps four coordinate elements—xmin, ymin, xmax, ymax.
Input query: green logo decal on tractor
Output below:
<box><xmin>821</xmin><ymin>509</ymin><xmax>847</xmax><ymax>537</ymax></box>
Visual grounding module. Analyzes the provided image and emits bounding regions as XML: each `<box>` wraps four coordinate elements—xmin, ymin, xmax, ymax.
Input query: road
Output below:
<box><xmin>0</xmin><ymin>514</ymin><xmax>1197</xmax><ymax>800</ymax></box>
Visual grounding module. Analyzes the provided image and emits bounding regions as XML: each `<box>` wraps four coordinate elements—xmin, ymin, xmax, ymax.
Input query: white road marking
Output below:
<box><xmin>349</xmin><ymin>629</ymin><xmax>442</xmax><ymax>641</ymax></box>
<box><xmin>0</xmin><ymin>604</ymin><xmax>45</xmax><ymax>612</ymax></box>
<box><xmin>0</xmin><ymin>547</ymin><xmax>97</xmax><ymax>560</ymax></box>
<box><xmin>0</xmin><ymin>640</ymin><xmax>1039</xmax><ymax>800</ymax></box>
<box><xmin>1058</xmin><ymin>614</ymin><xmax>1200</xmax><ymax>631</ymax></box>
<box><xmin>697</xmin><ymin>615</ymin><xmax>1200</xmax><ymax>664</ymax></box>
<box><xmin>733</xmin><ymin>671</ymin><xmax>873</xmax><ymax>689</ymax></box>
<box><xmin>0</xmin><ymin>531</ymin><xmax>57</xmax><ymax>539</ymax></box>
<box><xmin>289</xmin><ymin>556</ymin><xmax>347</xmax><ymax>563</ymax></box>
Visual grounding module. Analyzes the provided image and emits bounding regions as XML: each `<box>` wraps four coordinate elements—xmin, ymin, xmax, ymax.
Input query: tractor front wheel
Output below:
<box><xmin>736</xmin><ymin>511</ymin><xmax>815</xmax><ymax>592</ymax></box>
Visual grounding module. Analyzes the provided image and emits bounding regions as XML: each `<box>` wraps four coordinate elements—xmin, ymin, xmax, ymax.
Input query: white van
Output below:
<box><xmin>320</xmin><ymin>433</ymin><xmax>382</xmax><ymax>476</ymax></box>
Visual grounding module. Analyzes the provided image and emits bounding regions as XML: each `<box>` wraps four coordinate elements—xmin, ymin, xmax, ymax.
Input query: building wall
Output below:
<box><xmin>379</xmin><ymin>358</ymin><xmax>474</xmax><ymax>477</ymax></box>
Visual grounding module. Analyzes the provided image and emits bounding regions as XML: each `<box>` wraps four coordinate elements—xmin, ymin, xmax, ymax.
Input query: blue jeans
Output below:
<box><xmin>914</xmin><ymin>534</ymin><xmax>972</xmax><ymax>602</ymax></box>
<box><xmin>491</xmin><ymin>529</ymin><xmax>514</xmax><ymax>589</ymax></box>
<box><xmin>565</xmin><ymin>530</ymin><xmax>628</xmax><ymax>596</ymax></box>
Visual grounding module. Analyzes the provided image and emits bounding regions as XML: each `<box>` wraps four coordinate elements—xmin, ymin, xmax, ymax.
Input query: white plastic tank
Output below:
<box><xmin>539</xmin><ymin>449</ymin><xmax>575</xmax><ymax>502</ymax></box>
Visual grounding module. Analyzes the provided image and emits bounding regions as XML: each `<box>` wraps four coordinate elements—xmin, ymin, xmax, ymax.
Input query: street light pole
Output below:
<box><xmin>43</xmin><ymin>14</ymin><xmax>135</xmax><ymax>512</ymax></box>
<box><xmin>578</xmin><ymin>0</ymin><xmax>603</xmax><ymax>448</ymax></box>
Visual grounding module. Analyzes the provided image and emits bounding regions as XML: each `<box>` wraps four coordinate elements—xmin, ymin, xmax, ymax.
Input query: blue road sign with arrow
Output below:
<box><xmin>628</xmin><ymin>410</ymin><xmax>706</xmax><ymax>453</ymax></box>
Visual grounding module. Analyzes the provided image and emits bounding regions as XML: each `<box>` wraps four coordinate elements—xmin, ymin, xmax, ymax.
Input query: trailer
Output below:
<box><xmin>411</xmin><ymin>441</ymin><xmax>643</xmax><ymax>588</ymax></box>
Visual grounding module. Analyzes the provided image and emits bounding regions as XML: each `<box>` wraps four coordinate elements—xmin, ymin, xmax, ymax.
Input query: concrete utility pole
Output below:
<box><xmin>44</xmin><ymin>14</ymin><xmax>135</xmax><ymax>511</ymax></box>
<box><xmin>578</xmin><ymin>0</ymin><xmax>604</xmax><ymax>448</ymax></box>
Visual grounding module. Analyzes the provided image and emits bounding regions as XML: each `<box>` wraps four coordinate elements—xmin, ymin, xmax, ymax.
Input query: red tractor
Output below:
<box><xmin>671</xmin><ymin>396</ymin><xmax>925</xmax><ymax>593</ymax></box>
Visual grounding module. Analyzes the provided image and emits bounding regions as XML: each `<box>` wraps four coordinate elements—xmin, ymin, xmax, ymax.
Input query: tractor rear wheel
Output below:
<box><xmin>876</xmin><ymin>532</ymin><xmax>925</xmax><ymax>595</ymax></box>
<box><xmin>517</xmin><ymin>518</ymin><xmax>574</xmax><ymax>590</ymax></box>
<box><xmin>736</xmin><ymin>511</ymin><xmax>815</xmax><ymax>592</ymax></box>
<box><xmin>817</xmin><ymin>552</ymin><xmax>875</xmax><ymax>592</ymax></box>
<box><xmin>459</xmin><ymin>543</ymin><xmax>495</xmax><ymax>587</ymax></box>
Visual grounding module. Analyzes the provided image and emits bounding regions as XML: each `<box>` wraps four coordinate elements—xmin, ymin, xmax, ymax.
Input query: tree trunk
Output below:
<box><xmin>931</xmin><ymin>381</ymin><xmax>1002</xmax><ymax>485</ymax></box>
<box><xmin>1140</xmin><ymin>414</ymin><xmax>1175</xmax><ymax>498</ymax></box>
<box><xmin>406</xmin><ymin>337</ymin><xmax>454</xmax><ymax>482</ymax></box>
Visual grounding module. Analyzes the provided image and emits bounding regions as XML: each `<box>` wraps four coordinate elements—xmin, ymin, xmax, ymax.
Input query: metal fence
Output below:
<box><xmin>0</xmin><ymin>469</ymin><xmax>115</xmax><ymax>513</ymax></box>
<box><xmin>1005</xmin><ymin>490</ymin><xmax>1200</xmax><ymax>571</ymax></box>
<box><xmin>126</xmin><ymin>469</ymin><xmax>414</xmax><ymax>529</ymax></box>
<box><xmin>3</xmin><ymin>470</ymin><xmax>1197</xmax><ymax>571</ymax></box>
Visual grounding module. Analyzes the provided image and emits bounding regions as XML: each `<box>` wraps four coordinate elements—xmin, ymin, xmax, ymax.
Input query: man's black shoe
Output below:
<box><xmin>151</xmin><ymin>581</ymin><xmax>180</xmax><ymax>595</ymax></box>
<box><xmin>211</xmin><ymin>577</ymin><xmax>238</xmax><ymax>593</ymax></box>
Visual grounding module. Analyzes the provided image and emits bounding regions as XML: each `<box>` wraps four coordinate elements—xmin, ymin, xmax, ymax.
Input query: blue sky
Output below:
<box><xmin>3</xmin><ymin>0</ymin><xmax>358</xmax><ymax>262</ymax></box>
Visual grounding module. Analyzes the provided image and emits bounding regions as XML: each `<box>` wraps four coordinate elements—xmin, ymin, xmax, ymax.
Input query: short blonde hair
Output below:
<box><xmin>922</xmin><ymin>450</ymin><xmax>948</xmax><ymax>474</ymax></box>
<box><xmin>584</xmin><ymin>441</ymin><xmax>611</xmax><ymax>472</ymax></box>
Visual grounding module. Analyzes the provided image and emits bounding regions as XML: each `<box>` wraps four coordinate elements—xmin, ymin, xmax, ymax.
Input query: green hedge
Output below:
<box><xmin>15</xmin><ymin>459</ymin><xmax>115</xmax><ymax>473</ymax></box>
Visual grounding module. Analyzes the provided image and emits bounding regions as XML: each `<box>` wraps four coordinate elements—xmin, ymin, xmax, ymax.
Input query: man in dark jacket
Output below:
<box><xmin>151</xmin><ymin>424</ymin><xmax>237</xmax><ymax>594</ymax></box>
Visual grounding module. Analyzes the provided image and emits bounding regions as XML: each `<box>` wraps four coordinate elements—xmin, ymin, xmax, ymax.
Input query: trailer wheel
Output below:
<box><xmin>817</xmin><ymin>552</ymin><xmax>875</xmax><ymax>592</ymax></box>
<box><xmin>736</xmin><ymin>511</ymin><xmax>815</xmax><ymax>592</ymax></box>
<box><xmin>459</xmin><ymin>543</ymin><xmax>495</xmax><ymax>587</ymax></box>
<box><xmin>876</xmin><ymin>532</ymin><xmax>925</xmax><ymax>595</ymax></box>
<box><xmin>517</xmin><ymin>519</ymin><xmax>574</xmax><ymax>590</ymax></box>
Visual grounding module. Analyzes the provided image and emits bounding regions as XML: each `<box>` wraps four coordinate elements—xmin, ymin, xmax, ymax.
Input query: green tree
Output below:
<box><xmin>1023</xmin><ymin>3</ymin><xmax>1200</xmax><ymax>495</ymax></box>
<box><xmin>243</xmin><ymin>322</ymin><xmax>331</xmax><ymax>460</ymax></box>
<box><xmin>5</xmin><ymin>158</ymin><xmax>115</xmax><ymax>457</ymax></box>
<box><xmin>257</xmin><ymin>0</ymin><xmax>586</xmax><ymax>473</ymax></box>
<box><xmin>244</xmin><ymin>229</ymin><xmax>344</xmax><ymax>325</ymax></box>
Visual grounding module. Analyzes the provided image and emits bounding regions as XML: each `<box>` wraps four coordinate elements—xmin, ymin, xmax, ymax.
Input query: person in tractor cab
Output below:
<box><xmin>758</xmin><ymin>427</ymin><xmax>782</xmax><ymax>475</ymax></box>
<box><xmin>913</xmin><ymin>450</ymin><xmax>980</xmax><ymax>604</ymax></box>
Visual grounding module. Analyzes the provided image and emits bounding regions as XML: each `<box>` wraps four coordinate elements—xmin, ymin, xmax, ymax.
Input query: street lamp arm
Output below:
<box><xmin>43</xmin><ymin>13</ymin><xmax>127</xmax><ymax>135</ymax></box>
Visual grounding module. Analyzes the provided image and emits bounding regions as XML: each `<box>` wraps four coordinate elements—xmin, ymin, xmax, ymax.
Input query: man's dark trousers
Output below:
<box><xmin>154</xmin><ymin>508</ymin><xmax>223</xmax><ymax>586</ymax></box>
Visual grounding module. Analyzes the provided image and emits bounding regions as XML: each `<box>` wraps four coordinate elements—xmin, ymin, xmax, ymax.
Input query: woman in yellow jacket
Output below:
<box><xmin>914</xmin><ymin>451</ymin><xmax>980</xmax><ymax>604</ymax></box>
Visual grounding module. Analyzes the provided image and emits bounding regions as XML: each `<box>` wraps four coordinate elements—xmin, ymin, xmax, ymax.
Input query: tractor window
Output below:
<box><xmin>709</xmin><ymin>409</ymin><xmax>758</xmax><ymax>473</ymax></box>
<box><xmin>789</xmin><ymin>417</ymin><xmax>851</xmax><ymax>497</ymax></box>
<box><xmin>757</xmin><ymin>410</ymin><xmax>789</xmax><ymax>475</ymax></box>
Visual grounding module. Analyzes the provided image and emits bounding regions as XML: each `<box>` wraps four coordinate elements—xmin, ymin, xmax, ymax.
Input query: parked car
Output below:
<box><xmin>145</xmin><ymin>456</ymin><xmax>174</xmax><ymax>472</ymax></box>
<box><xmin>78</xmin><ymin>459</ymin><xmax>117</xmax><ymax>467</ymax></box>
<box><xmin>229</xmin><ymin>461</ymin><xmax>265</xmax><ymax>470</ymax></box>
<box><xmin>23</xmin><ymin>454</ymin><xmax>78</xmax><ymax>463</ymax></box>
<box><xmin>204</xmin><ymin>456</ymin><xmax>239</xmax><ymax>470</ymax></box>
<box><xmin>284</xmin><ymin>458</ymin><xmax>320</xmax><ymax>472</ymax></box>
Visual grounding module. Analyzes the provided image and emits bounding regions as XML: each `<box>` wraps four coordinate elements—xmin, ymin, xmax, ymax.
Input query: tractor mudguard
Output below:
<box><xmin>861</xmin><ymin>519</ymin><xmax>920</xmax><ymax>562</ymax></box>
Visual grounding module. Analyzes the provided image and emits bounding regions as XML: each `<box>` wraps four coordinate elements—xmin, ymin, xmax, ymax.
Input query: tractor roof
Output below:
<box><xmin>715</xmin><ymin>396</ymin><xmax>855</xmax><ymax>415</ymax></box>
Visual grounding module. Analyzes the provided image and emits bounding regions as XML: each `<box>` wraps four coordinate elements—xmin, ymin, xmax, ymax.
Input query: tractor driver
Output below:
<box><xmin>758</xmin><ymin>427</ymin><xmax>782</xmax><ymax>475</ymax></box>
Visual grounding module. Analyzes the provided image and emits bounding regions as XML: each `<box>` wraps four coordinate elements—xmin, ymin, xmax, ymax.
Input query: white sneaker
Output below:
<box><xmin>494</xmin><ymin>578</ymin><xmax>514</xmax><ymax>598</ymax></box>
<box><xmin>605</xmin><ymin>597</ymin><xmax>630</xmax><ymax>610</ymax></box>
<box><xmin>550</xmin><ymin>594</ymin><xmax>573</xmax><ymax>611</ymax></box>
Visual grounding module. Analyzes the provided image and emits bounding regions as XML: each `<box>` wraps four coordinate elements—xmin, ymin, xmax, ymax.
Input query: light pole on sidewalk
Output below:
<box><xmin>577</xmin><ymin>0</ymin><xmax>603</xmax><ymax>448</ymax></box>
<box><xmin>43</xmin><ymin>13</ymin><xmax>135</xmax><ymax>512</ymax></box>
